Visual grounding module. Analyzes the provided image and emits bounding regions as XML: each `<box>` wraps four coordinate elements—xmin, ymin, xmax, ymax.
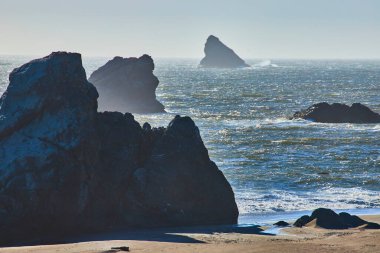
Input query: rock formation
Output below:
<box><xmin>88</xmin><ymin>55</ymin><xmax>165</xmax><ymax>113</ymax></box>
<box><xmin>199</xmin><ymin>35</ymin><xmax>250</xmax><ymax>68</ymax></box>
<box><xmin>294</xmin><ymin>208</ymin><xmax>380</xmax><ymax>229</ymax></box>
<box><xmin>0</xmin><ymin>52</ymin><xmax>238</xmax><ymax>245</ymax></box>
<box><xmin>292</xmin><ymin>102</ymin><xmax>380</xmax><ymax>123</ymax></box>
<box><xmin>273</xmin><ymin>221</ymin><xmax>290</xmax><ymax>227</ymax></box>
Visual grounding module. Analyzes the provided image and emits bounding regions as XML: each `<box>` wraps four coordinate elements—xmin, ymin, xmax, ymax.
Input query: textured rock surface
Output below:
<box><xmin>125</xmin><ymin>115</ymin><xmax>238</xmax><ymax>227</ymax></box>
<box><xmin>200</xmin><ymin>35</ymin><xmax>250</xmax><ymax>68</ymax></box>
<box><xmin>0</xmin><ymin>52</ymin><xmax>238</xmax><ymax>245</ymax></box>
<box><xmin>89</xmin><ymin>55</ymin><xmax>165</xmax><ymax>113</ymax></box>
<box><xmin>292</xmin><ymin>102</ymin><xmax>380</xmax><ymax>123</ymax></box>
<box><xmin>293</xmin><ymin>208</ymin><xmax>380</xmax><ymax>229</ymax></box>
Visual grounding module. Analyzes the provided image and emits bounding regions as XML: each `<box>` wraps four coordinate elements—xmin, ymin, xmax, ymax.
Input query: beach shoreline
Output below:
<box><xmin>1</xmin><ymin>213</ymin><xmax>379</xmax><ymax>253</ymax></box>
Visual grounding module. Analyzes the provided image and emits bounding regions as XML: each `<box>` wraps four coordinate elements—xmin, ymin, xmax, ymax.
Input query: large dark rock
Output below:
<box><xmin>88</xmin><ymin>55</ymin><xmax>165</xmax><ymax>113</ymax></box>
<box><xmin>292</xmin><ymin>102</ymin><xmax>380</xmax><ymax>123</ymax></box>
<box><xmin>293</xmin><ymin>208</ymin><xmax>380</xmax><ymax>229</ymax></box>
<box><xmin>199</xmin><ymin>35</ymin><xmax>250</xmax><ymax>68</ymax></box>
<box><xmin>0</xmin><ymin>52</ymin><xmax>238</xmax><ymax>245</ymax></box>
<box><xmin>273</xmin><ymin>221</ymin><xmax>290</xmax><ymax>227</ymax></box>
<box><xmin>125</xmin><ymin>115</ymin><xmax>238</xmax><ymax>227</ymax></box>
<box><xmin>293</xmin><ymin>215</ymin><xmax>312</xmax><ymax>228</ymax></box>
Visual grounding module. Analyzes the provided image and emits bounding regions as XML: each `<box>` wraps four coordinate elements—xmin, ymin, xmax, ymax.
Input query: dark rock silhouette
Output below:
<box><xmin>89</xmin><ymin>55</ymin><xmax>165</xmax><ymax>113</ymax></box>
<box><xmin>292</xmin><ymin>102</ymin><xmax>380</xmax><ymax>123</ymax></box>
<box><xmin>0</xmin><ymin>52</ymin><xmax>238</xmax><ymax>245</ymax></box>
<box><xmin>293</xmin><ymin>208</ymin><xmax>380</xmax><ymax>229</ymax></box>
<box><xmin>273</xmin><ymin>221</ymin><xmax>290</xmax><ymax>227</ymax></box>
<box><xmin>294</xmin><ymin>215</ymin><xmax>313</xmax><ymax>228</ymax></box>
<box><xmin>199</xmin><ymin>35</ymin><xmax>250</xmax><ymax>68</ymax></box>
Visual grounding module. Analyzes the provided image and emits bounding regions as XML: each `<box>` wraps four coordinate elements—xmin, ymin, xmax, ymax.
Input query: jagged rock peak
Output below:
<box><xmin>199</xmin><ymin>35</ymin><xmax>250</xmax><ymax>68</ymax></box>
<box><xmin>89</xmin><ymin>54</ymin><xmax>165</xmax><ymax>113</ymax></box>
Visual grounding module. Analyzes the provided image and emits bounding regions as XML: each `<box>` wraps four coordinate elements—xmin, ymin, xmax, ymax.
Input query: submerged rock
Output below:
<box><xmin>293</xmin><ymin>208</ymin><xmax>380</xmax><ymax>229</ymax></box>
<box><xmin>89</xmin><ymin>55</ymin><xmax>165</xmax><ymax>113</ymax></box>
<box><xmin>199</xmin><ymin>35</ymin><xmax>250</xmax><ymax>68</ymax></box>
<box><xmin>292</xmin><ymin>102</ymin><xmax>380</xmax><ymax>123</ymax></box>
<box><xmin>0</xmin><ymin>52</ymin><xmax>238</xmax><ymax>245</ymax></box>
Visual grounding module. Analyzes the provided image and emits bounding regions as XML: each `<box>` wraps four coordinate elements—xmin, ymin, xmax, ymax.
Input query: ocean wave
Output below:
<box><xmin>236</xmin><ymin>187</ymin><xmax>380</xmax><ymax>215</ymax></box>
<box><xmin>253</xmin><ymin>60</ymin><xmax>279</xmax><ymax>68</ymax></box>
<box><xmin>222</xmin><ymin>118</ymin><xmax>380</xmax><ymax>131</ymax></box>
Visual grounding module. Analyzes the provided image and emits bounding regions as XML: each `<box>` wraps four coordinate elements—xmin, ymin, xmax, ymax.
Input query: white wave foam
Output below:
<box><xmin>236</xmin><ymin>187</ymin><xmax>380</xmax><ymax>215</ymax></box>
<box><xmin>222</xmin><ymin>118</ymin><xmax>380</xmax><ymax>132</ymax></box>
<box><xmin>254</xmin><ymin>60</ymin><xmax>279</xmax><ymax>68</ymax></box>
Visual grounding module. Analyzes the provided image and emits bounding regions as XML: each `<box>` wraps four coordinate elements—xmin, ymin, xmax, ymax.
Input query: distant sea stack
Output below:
<box><xmin>0</xmin><ymin>52</ymin><xmax>238</xmax><ymax>245</ymax></box>
<box><xmin>89</xmin><ymin>54</ymin><xmax>165</xmax><ymax>113</ymax></box>
<box><xmin>292</xmin><ymin>102</ymin><xmax>380</xmax><ymax>123</ymax></box>
<box><xmin>199</xmin><ymin>35</ymin><xmax>250</xmax><ymax>68</ymax></box>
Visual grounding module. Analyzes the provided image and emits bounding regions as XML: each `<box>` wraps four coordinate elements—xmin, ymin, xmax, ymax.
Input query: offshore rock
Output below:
<box><xmin>89</xmin><ymin>55</ymin><xmax>165</xmax><ymax>113</ymax></box>
<box><xmin>292</xmin><ymin>102</ymin><xmax>380</xmax><ymax>123</ymax></box>
<box><xmin>0</xmin><ymin>52</ymin><xmax>238</xmax><ymax>245</ymax></box>
<box><xmin>199</xmin><ymin>35</ymin><xmax>250</xmax><ymax>68</ymax></box>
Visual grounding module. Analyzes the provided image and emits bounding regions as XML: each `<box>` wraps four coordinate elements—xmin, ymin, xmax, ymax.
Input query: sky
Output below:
<box><xmin>1</xmin><ymin>0</ymin><xmax>380</xmax><ymax>59</ymax></box>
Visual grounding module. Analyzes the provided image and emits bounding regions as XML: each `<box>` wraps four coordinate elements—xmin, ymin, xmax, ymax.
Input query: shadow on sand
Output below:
<box><xmin>9</xmin><ymin>224</ymin><xmax>272</xmax><ymax>247</ymax></box>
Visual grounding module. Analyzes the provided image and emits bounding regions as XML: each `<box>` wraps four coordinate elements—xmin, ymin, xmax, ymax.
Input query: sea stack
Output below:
<box><xmin>199</xmin><ymin>35</ymin><xmax>250</xmax><ymax>68</ymax></box>
<box><xmin>89</xmin><ymin>55</ymin><xmax>165</xmax><ymax>113</ymax></box>
<box><xmin>0</xmin><ymin>52</ymin><xmax>238</xmax><ymax>245</ymax></box>
<box><xmin>292</xmin><ymin>102</ymin><xmax>380</xmax><ymax>123</ymax></box>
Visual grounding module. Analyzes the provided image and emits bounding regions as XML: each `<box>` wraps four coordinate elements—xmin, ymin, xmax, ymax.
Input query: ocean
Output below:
<box><xmin>1</xmin><ymin>56</ymin><xmax>380</xmax><ymax>224</ymax></box>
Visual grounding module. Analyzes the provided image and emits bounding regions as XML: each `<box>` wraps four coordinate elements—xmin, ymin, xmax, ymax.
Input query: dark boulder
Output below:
<box><xmin>292</xmin><ymin>102</ymin><xmax>380</xmax><ymax>123</ymax></box>
<box><xmin>338</xmin><ymin>212</ymin><xmax>367</xmax><ymax>228</ymax></box>
<box><xmin>199</xmin><ymin>35</ymin><xmax>250</xmax><ymax>68</ymax></box>
<box><xmin>0</xmin><ymin>52</ymin><xmax>238</xmax><ymax>245</ymax></box>
<box><xmin>294</xmin><ymin>215</ymin><xmax>313</xmax><ymax>227</ymax></box>
<box><xmin>273</xmin><ymin>221</ymin><xmax>290</xmax><ymax>227</ymax></box>
<box><xmin>293</xmin><ymin>208</ymin><xmax>380</xmax><ymax>229</ymax></box>
<box><xmin>89</xmin><ymin>55</ymin><xmax>165</xmax><ymax>113</ymax></box>
<box><xmin>310</xmin><ymin>208</ymin><xmax>348</xmax><ymax>229</ymax></box>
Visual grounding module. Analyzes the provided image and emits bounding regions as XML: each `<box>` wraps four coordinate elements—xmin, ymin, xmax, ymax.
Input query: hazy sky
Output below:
<box><xmin>1</xmin><ymin>0</ymin><xmax>379</xmax><ymax>59</ymax></box>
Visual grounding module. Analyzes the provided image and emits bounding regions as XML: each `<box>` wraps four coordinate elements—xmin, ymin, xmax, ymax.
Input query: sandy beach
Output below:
<box><xmin>1</xmin><ymin>214</ymin><xmax>379</xmax><ymax>253</ymax></box>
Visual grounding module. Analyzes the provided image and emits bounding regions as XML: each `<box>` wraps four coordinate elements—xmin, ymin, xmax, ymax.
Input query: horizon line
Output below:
<box><xmin>1</xmin><ymin>53</ymin><xmax>380</xmax><ymax>61</ymax></box>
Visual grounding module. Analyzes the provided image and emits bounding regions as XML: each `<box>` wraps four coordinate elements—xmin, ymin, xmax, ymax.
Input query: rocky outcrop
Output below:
<box><xmin>88</xmin><ymin>55</ymin><xmax>165</xmax><ymax>113</ymax></box>
<box><xmin>294</xmin><ymin>208</ymin><xmax>380</xmax><ymax>229</ymax></box>
<box><xmin>273</xmin><ymin>221</ymin><xmax>290</xmax><ymax>227</ymax></box>
<box><xmin>0</xmin><ymin>52</ymin><xmax>238</xmax><ymax>245</ymax></box>
<box><xmin>292</xmin><ymin>102</ymin><xmax>380</xmax><ymax>123</ymax></box>
<box><xmin>199</xmin><ymin>35</ymin><xmax>250</xmax><ymax>68</ymax></box>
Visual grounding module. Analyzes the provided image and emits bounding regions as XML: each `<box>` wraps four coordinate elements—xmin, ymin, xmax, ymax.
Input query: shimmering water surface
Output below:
<box><xmin>1</xmin><ymin>56</ymin><xmax>379</xmax><ymax>219</ymax></box>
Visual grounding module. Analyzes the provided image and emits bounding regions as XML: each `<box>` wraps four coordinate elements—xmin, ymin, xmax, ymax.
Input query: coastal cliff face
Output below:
<box><xmin>89</xmin><ymin>55</ymin><xmax>165</xmax><ymax>113</ymax></box>
<box><xmin>200</xmin><ymin>35</ymin><xmax>250</xmax><ymax>68</ymax></box>
<box><xmin>0</xmin><ymin>52</ymin><xmax>238</xmax><ymax>245</ymax></box>
<box><xmin>292</xmin><ymin>102</ymin><xmax>380</xmax><ymax>123</ymax></box>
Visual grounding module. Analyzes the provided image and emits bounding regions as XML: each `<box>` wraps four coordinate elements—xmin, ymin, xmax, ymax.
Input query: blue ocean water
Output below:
<box><xmin>1</xmin><ymin>56</ymin><xmax>379</xmax><ymax>222</ymax></box>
